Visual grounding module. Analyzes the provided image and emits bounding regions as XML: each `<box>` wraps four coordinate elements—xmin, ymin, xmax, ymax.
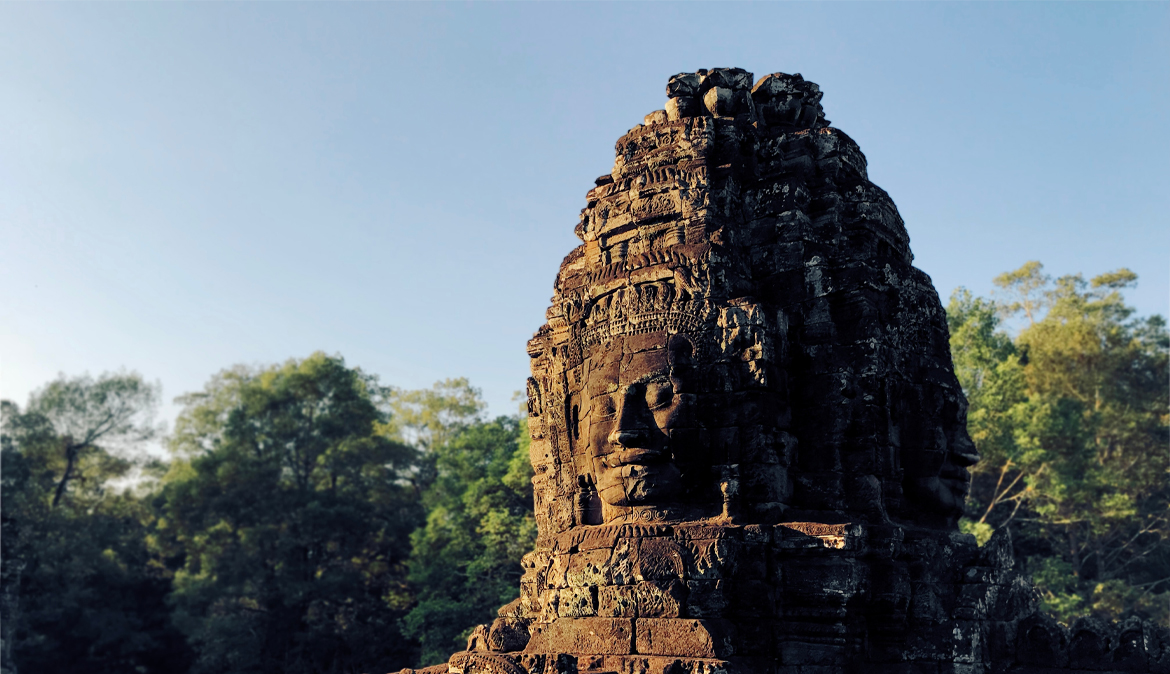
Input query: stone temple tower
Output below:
<box><xmin>394</xmin><ymin>69</ymin><xmax>1170</xmax><ymax>674</ymax></box>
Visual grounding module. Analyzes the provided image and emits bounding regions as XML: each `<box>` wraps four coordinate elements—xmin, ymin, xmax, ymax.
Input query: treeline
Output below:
<box><xmin>1</xmin><ymin>262</ymin><xmax>1167</xmax><ymax>674</ymax></box>
<box><xmin>2</xmin><ymin>361</ymin><xmax>531</xmax><ymax>674</ymax></box>
<box><xmin>948</xmin><ymin>263</ymin><xmax>1168</xmax><ymax>624</ymax></box>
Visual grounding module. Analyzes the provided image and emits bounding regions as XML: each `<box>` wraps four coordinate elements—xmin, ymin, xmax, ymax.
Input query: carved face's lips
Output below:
<box><xmin>936</xmin><ymin>475</ymin><xmax>971</xmax><ymax>514</ymax></box>
<box><xmin>940</xmin><ymin>475</ymin><xmax>969</xmax><ymax>496</ymax></box>
<box><xmin>604</xmin><ymin>448</ymin><xmax>668</xmax><ymax>468</ymax></box>
<box><xmin>940</xmin><ymin>464</ymin><xmax>972</xmax><ymax>483</ymax></box>
<box><xmin>596</xmin><ymin>457</ymin><xmax>684</xmax><ymax>507</ymax></box>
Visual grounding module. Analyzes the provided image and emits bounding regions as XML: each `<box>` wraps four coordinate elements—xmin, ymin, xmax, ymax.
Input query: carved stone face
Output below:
<box><xmin>907</xmin><ymin>397</ymin><xmax>980</xmax><ymax>520</ymax></box>
<box><xmin>581</xmin><ymin>333</ymin><xmax>698</xmax><ymax>509</ymax></box>
<box><xmin>936</xmin><ymin>401</ymin><xmax>981</xmax><ymax>513</ymax></box>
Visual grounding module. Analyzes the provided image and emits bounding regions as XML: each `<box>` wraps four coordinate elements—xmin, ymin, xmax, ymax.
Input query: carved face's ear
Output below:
<box><xmin>668</xmin><ymin>334</ymin><xmax>697</xmax><ymax>393</ymax></box>
<box><xmin>667</xmin><ymin>333</ymin><xmax>695</xmax><ymax>367</ymax></box>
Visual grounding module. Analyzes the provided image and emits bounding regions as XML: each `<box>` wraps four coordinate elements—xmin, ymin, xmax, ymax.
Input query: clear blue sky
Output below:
<box><xmin>2</xmin><ymin>3</ymin><xmax>1167</xmax><ymax>430</ymax></box>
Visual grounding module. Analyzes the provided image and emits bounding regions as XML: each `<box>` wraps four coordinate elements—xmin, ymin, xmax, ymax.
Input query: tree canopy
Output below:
<box><xmin>160</xmin><ymin>353</ymin><xmax>423</xmax><ymax>674</ymax></box>
<box><xmin>402</xmin><ymin>413</ymin><xmax>535</xmax><ymax>666</ymax></box>
<box><xmin>1</xmin><ymin>372</ymin><xmax>187</xmax><ymax>674</ymax></box>
<box><xmin>950</xmin><ymin>262</ymin><xmax>1169</xmax><ymax>624</ymax></box>
<box><xmin>2</xmin><ymin>358</ymin><xmax>534</xmax><ymax>674</ymax></box>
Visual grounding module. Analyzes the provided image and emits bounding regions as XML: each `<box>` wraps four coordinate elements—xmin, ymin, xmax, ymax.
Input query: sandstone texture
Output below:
<box><xmin>392</xmin><ymin>68</ymin><xmax>1169</xmax><ymax>674</ymax></box>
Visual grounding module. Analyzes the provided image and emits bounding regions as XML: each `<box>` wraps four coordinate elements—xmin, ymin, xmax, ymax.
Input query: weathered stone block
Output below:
<box><xmin>596</xmin><ymin>585</ymin><xmax>636</xmax><ymax>618</ymax></box>
<box><xmin>634</xmin><ymin>618</ymin><xmax>734</xmax><ymax>658</ymax></box>
<box><xmin>546</xmin><ymin>553</ymin><xmax>570</xmax><ymax>589</ymax></box>
<box><xmin>644</xmin><ymin>110</ymin><xmax>668</xmax><ymax>126</ymax></box>
<box><xmin>703</xmin><ymin>87</ymin><xmax>735</xmax><ymax>118</ymax></box>
<box><xmin>701</xmin><ymin>67</ymin><xmax>753</xmax><ymax>92</ymax></box>
<box><xmin>633</xmin><ymin>579</ymin><xmax>687</xmax><ymax>618</ymax></box>
<box><xmin>632</xmin><ymin>538</ymin><xmax>686</xmax><ymax>582</ymax></box>
<box><xmin>556</xmin><ymin>586</ymin><xmax>596</xmax><ymax>618</ymax></box>
<box><xmin>682</xmin><ymin>537</ymin><xmax>736</xmax><ymax>580</ymax></box>
<box><xmin>566</xmin><ymin>548</ymin><xmax>613</xmax><ymax>586</ymax></box>
<box><xmin>488</xmin><ymin>617</ymin><xmax>531</xmax><ymax>653</ymax></box>
<box><xmin>665</xmin><ymin>97</ymin><xmax>699</xmax><ymax>122</ymax></box>
<box><xmin>525</xmin><ymin>618</ymin><xmax>634</xmax><ymax>656</ymax></box>
<box><xmin>666</xmin><ymin>72</ymin><xmax>700</xmax><ymax>97</ymax></box>
<box><xmin>684</xmin><ymin>579</ymin><xmax>726</xmax><ymax>618</ymax></box>
<box><xmin>1069</xmin><ymin>615</ymin><xmax>1115</xmax><ymax>670</ymax></box>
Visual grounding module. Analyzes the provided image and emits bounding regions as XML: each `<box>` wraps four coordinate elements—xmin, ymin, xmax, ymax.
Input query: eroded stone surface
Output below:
<box><xmin>389</xmin><ymin>68</ymin><xmax>1169</xmax><ymax>674</ymax></box>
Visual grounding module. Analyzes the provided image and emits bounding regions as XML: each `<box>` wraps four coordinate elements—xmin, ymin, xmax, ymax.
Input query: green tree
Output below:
<box><xmin>161</xmin><ymin>353</ymin><xmax>423</xmax><ymax>674</ymax></box>
<box><xmin>2</xmin><ymin>373</ymin><xmax>189</xmax><ymax>674</ymax></box>
<box><xmin>387</xmin><ymin>378</ymin><xmax>487</xmax><ymax>453</ymax></box>
<box><xmin>950</xmin><ymin>263</ymin><xmax>1170</xmax><ymax>625</ymax></box>
<box><xmin>947</xmin><ymin>290</ymin><xmax>1029</xmax><ymax>536</ymax></box>
<box><xmin>12</xmin><ymin>372</ymin><xmax>160</xmax><ymax>508</ymax></box>
<box><xmin>401</xmin><ymin>409</ymin><xmax>535</xmax><ymax>667</ymax></box>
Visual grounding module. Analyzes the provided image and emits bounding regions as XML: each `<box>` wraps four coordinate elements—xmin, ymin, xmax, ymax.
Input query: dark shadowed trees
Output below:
<box><xmin>1</xmin><ymin>372</ymin><xmax>189</xmax><ymax>674</ymax></box>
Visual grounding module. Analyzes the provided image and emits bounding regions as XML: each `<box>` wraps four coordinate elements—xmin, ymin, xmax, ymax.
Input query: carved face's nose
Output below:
<box><xmin>949</xmin><ymin>432</ymin><xmax>980</xmax><ymax>468</ymax></box>
<box><xmin>608</xmin><ymin>384</ymin><xmax>651</xmax><ymax>447</ymax></box>
<box><xmin>951</xmin><ymin>446</ymin><xmax>980</xmax><ymax>468</ymax></box>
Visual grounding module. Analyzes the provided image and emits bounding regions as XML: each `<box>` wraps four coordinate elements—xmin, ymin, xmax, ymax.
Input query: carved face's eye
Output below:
<box><xmin>645</xmin><ymin>381</ymin><xmax>675</xmax><ymax>410</ymax></box>
<box><xmin>596</xmin><ymin>395</ymin><xmax>617</xmax><ymax>419</ymax></box>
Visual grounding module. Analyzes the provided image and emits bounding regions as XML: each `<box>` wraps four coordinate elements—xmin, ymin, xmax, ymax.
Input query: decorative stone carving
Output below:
<box><xmin>390</xmin><ymin>68</ymin><xmax>1168</xmax><ymax>674</ymax></box>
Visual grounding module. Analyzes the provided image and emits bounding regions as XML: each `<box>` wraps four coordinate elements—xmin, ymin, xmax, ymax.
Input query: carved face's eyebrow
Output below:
<box><xmin>634</xmin><ymin>369</ymin><xmax>672</xmax><ymax>386</ymax></box>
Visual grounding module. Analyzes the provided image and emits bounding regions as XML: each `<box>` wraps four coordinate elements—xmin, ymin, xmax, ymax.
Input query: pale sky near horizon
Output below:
<box><xmin>2</xmin><ymin>3</ymin><xmax>1167</xmax><ymax>435</ymax></box>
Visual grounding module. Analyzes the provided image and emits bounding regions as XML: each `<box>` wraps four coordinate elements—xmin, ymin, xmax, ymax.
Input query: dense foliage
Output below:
<box><xmin>1</xmin><ymin>373</ymin><xmax>190</xmax><ymax>674</ymax></box>
<box><xmin>2</xmin><ymin>266</ymin><xmax>1165</xmax><ymax>673</ymax></box>
<box><xmin>1</xmin><ymin>357</ymin><xmax>534</xmax><ymax>674</ymax></box>
<box><xmin>950</xmin><ymin>262</ymin><xmax>1169</xmax><ymax>624</ymax></box>
<box><xmin>402</xmin><ymin>415</ymin><xmax>535</xmax><ymax>666</ymax></box>
<box><xmin>160</xmin><ymin>354</ymin><xmax>423</xmax><ymax>674</ymax></box>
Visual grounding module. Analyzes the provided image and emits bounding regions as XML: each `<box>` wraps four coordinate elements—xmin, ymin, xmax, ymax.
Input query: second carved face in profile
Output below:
<box><xmin>905</xmin><ymin>395</ymin><xmax>980</xmax><ymax>522</ymax></box>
